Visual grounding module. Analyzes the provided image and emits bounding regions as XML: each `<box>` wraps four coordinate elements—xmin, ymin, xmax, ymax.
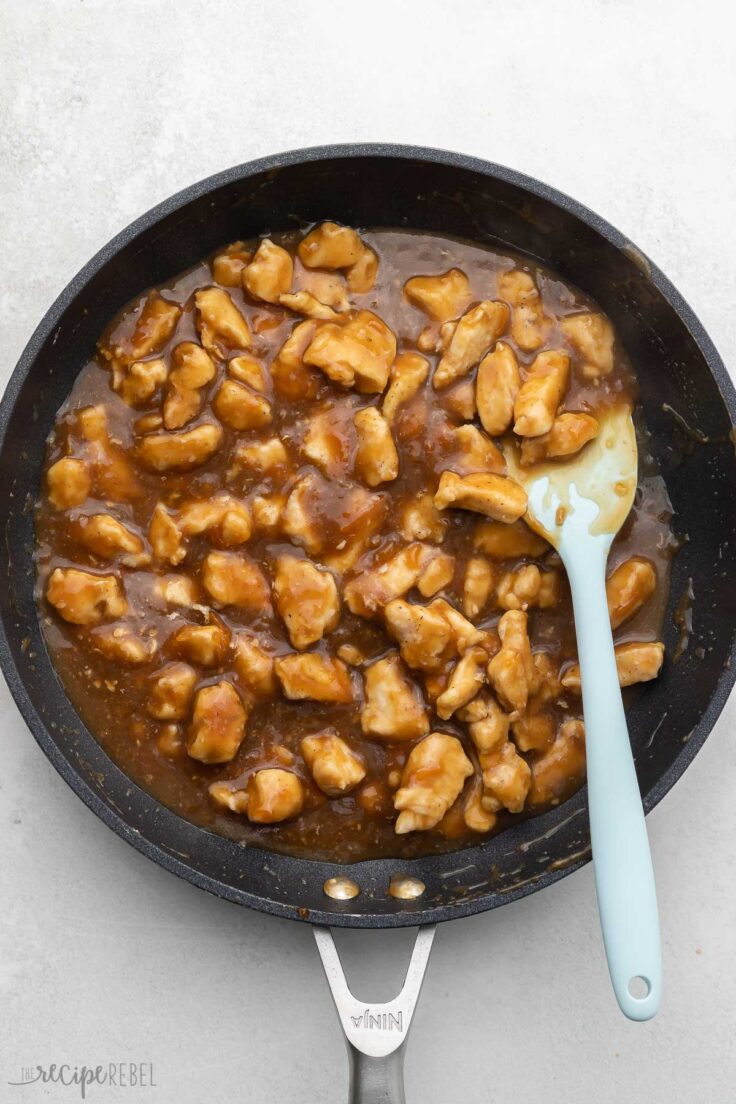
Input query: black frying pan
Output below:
<box><xmin>2</xmin><ymin>145</ymin><xmax>735</xmax><ymax>1103</ymax></box>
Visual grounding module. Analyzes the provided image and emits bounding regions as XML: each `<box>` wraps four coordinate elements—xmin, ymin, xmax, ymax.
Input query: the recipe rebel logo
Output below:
<box><xmin>7</xmin><ymin>1063</ymin><xmax>156</xmax><ymax>1098</ymax></box>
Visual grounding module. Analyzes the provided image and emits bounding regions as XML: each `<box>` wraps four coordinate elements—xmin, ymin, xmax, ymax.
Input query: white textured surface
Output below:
<box><xmin>1</xmin><ymin>2</ymin><xmax>735</xmax><ymax>1101</ymax></box>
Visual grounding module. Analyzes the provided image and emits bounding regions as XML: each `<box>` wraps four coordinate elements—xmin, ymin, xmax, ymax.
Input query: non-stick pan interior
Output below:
<box><xmin>1</xmin><ymin>146</ymin><xmax>734</xmax><ymax>926</ymax></box>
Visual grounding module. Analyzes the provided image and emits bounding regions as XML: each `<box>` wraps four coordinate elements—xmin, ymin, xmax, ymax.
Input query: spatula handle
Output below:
<box><xmin>565</xmin><ymin>546</ymin><xmax>662</xmax><ymax>1020</ymax></box>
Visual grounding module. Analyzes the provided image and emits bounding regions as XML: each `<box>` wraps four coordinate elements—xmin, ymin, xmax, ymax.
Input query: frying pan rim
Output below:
<box><xmin>1</xmin><ymin>142</ymin><xmax>735</xmax><ymax>928</ymax></box>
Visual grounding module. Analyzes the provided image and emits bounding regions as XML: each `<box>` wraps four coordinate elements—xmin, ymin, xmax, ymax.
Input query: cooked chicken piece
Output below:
<box><xmin>394</xmin><ymin>733</ymin><xmax>473</xmax><ymax>833</ymax></box>
<box><xmin>441</xmin><ymin>379</ymin><xmax>477</xmax><ymax>421</ymax></box>
<box><xmin>242</xmin><ymin>238</ymin><xmax>293</xmax><ymax>303</ymax></box>
<box><xmin>233</xmin><ymin>436</ymin><xmax>289</xmax><ymax>475</ymax></box>
<box><xmin>529</xmin><ymin>650</ymin><xmax>563</xmax><ymax>704</ymax></box>
<box><xmin>275</xmin><ymin>653</ymin><xmax>353</xmax><ymax>703</ymax></box>
<box><xmin>250</xmin><ymin>492</ymin><xmax>287</xmax><ymax>536</ymax></box>
<box><xmin>472</xmin><ymin>518</ymin><xmax>549</xmax><ymax>558</ymax></box>
<box><xmin>336</xmin><ymin>643</ymin><xmax>366</xmax><ymax>667</ymax></box>
<box><xmin>561</xmin><ymin>312</ymin><xmax>614</xmax><ymax>378</ymax></box>
<box><xmin>227</xmin><ymin>354</ymin><xmax>269</xmax><ymax>393</ymax></box>
<box><xmin>304</xmin><ymin>310</ymin><xmax>396</xmax><ymax>393</ymax></box>
<box><xmin>353</xmin><ymin>407</ymin><xmax>399</xmax><ymax>486</ymax></box>
<box><xmin>476</xmin><ymin>341</ymin><xmax>521</xmax><ymax>436</ymax></box>
<box><xmin>397</xmin><ymin>492</ymin><xmax>447</xmax><ymax>544</ymax></box>
<box><xmin>520</xmin><ymin>412</ymin><xmax>599</xmax><ymax>466</ymax></box>
<box><xmin>46</xmin><ymin>567</ymin><xmax>126</xmax><ymax>625</ymax></box>
<box><xmin>281</xmin><ymin>473</ymin><xmax>323</xmax><ymax>554</ymax></box>
<box><xmin>187</xmin><ymin>680</ymin><xmax>248</xmax><ymax>764</ymax></box>
<box><xmin>154</xmin><ymin>573</ymin><xmax>199</xmax><ymax>608</ymax></box>
<box><xmin>138</xmin><ymin>423</ymin><xmax>223</xmax><ymax>472</ymax></box>
<box><xmin>433</xmin><ymin>300</ymin><xmax>509</xmax><ymax>389</ymax></box>
<box><xmin>301</xmin><ymin>732</ymin><xmax>366</xmax><ymax>795</ymax></box>
<box><xmin>606</xmin><ymin>557</ymin><xmax>657</xmax><ymax>629</ymax></box>
<box><xmin>194</xmin><ymin>287</ymin><xmax>251</xmax><ymax>358</ymax></box>
<box><xmin>212</xmin><ymin>769</ymin><xmax>304</xmax><ymax>823</ymax></box>
<box><xmin>346</xmin><ymin>245</ymin><xmax>379</xmax><ymax>293</ymax></box>
<box><xmin>211</xmin><ymin>241</ymin><xmax>252</xmax><ymax>287</ymax></box>
<box><xmin>380</xmin><ymin>353</ymin><xmax>430</xmax><ymax>428</ymax></box>
<box><xmin>434</xmin><ymin>471</ymin><xmax>527</xmax><ymax>523</ymax></box>
<box><xmin>497</xmin><ymin>270</ymin><xmax>551</xmax><ymax>352</ymax></box>
<box><xmin>202</xmin><ymin>551</ymin><xmax>270</xmax><ymax>611</ymax></box>
<box><xmin>163</xmin><ymin>342</ymin><xmax>217</xmax><ymax>430</ymax></box>
<box><xmin>170</xmin><ymin>620</ymin><xmax>230</xmax><ymax>667</ymax></box>
<box><xmin>46</xmin><ymin>457</ymin><xmax>91</xmax><ymax>509</ymax></box>
<box><xmin>100</xmin><ymin>292</ymin><xmax>181</xmax><ymax>369</ymax></box>
<box><xmin>117</xmin><ymin>357</ymin><xmax>168</xmax><ymax>408</ymax></box>
<box><xmin>344</xmin><ymin>543</ymin><xmax>436</xmax><ymax>618</ymax></box>
<box><xmin>448</xmin><ymin>424</ymin><xmax>505</xmax><ymax>476</ymax></box>
<box><xmin>213</xmin><ymin>379</ymin><xmax>272</xmax><ymax>430</ymax></box>
<box><xmin>76</xmin><ymin>405</ymin><xmax>141</xmax><ymax>500</ymax></box>
<box><xmin>270</xmin><ymin>320</ymin><xmax>321</xmax><ymax>401</ymax></box>
<box><xmin>435</xmin><ymin>646</ymin><xmax>488</xmax><ymax>719</ymax></box>
<box><xmin>404</xmin><ymin>269</ymin><xmax>472</xmax><ymax>323</ymax></box>
<box><xmin>361</xmin><ymin>653</ymin><xmax>430</xmax><ymax>740</ymax></box>
<box><xmin>417</xmin><ymin>553</ymin><xmax>455</xmax><ymax>598</ymax></box>
<box><xmin>298</xmin><ymin>222</ymin><xmax>364</xmax><ymax>269</ymax></box>
<box><xmin>279</xmin><ymin>290</ymin><xmax>343</xmax><ymax>322</ymax></box>
<box><xmin>431</xmin><ymin>598</ymin><xmax>487</xmax><ymax>653</ymax></box>
<box><xmin>298</xmin><ymin>270</ymin><xmax>351</xmax><ymax>311</ymax></box>
<box><xmin>177</xmin><ymin>494</ymin><xmax>252</xmax><ymax>546</ymax></box>
<box><xmin>383</xmin><ymin>598</ymin><xmax>454</xmax><ymax>671</ymax></box>
<box><xmin>149</xmin><ymin>503</ymin><xmax>185</xmax><ymax>565</ymax></box>
<box><xmin>513</xmin><ymin>350</ymin><xmax>571</xmax><ymax>437</ymax></box>
<box><xmin>480</xmin><ymin>740</ymin><xmax>531</xmax><ymax>813</ymax></box>
<box><xmin>511</xmin><ymin>708</ymin><xmax>555</xmax><ymax>753</ymax></box>
<box><xmin>462</xmin><ymin>557</ymin><xmax>494</xmax><ymax>619</ymax></box>
<box><xmin>233</xmin><ymin>633</ymin><xmax>276</xmax><ymax>698</ymax></box>
<box><xmin>495</xmin><ymin>564</ymin><xmax>561</xmax><ymax>611</ymax></box>
<box><xmin>148</xmin><ymin>662</ymin><xmax>198</xmax><ymax>721</ymax></box>
<box><xmin>463</xmin><ymin>775</ymin><xmax>497</xmax><ymax>833</ymax></box>
<box><xmin>561</xmin><ymin>641</ymin><xmax>664</xmax><ymax>692</ymax></box>
<box><xmin>300</xmin><ymin>406</ymin><xmax>352</xmax><ymax>476</ymax></box>
<box><xmin>91</xmin><ymin>625</ymin><xmax>156</xmax><ymax>665</ymax></box>
<box><xmin>527</xmin><ymin>719</ymin><xmax>586</xmax><ymax>807</ymax></box>
<box><xmin>487</xmin><ymin>610</ymin><xmax>534</xmax><ymax>714</ymax></box>
<box><xmin>273</xmin><ymin>555</ymin><xmax>340</xmax><ymax>649</ymax></box>
<box><xmin>458</xmin><ymin>691</ymin><xmax>510</xmax><ymax>754</ymax></box>
<box><xmin>74</xmin><ymin>514</ymin><xmax>147</xmax><ymax>566</ymax></box>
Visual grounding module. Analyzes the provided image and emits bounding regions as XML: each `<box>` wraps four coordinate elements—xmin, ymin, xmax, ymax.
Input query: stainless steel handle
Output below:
<box><xmin>314</xmin><ymin>925</ymin><xmax>436</xmax><ymax>1104</ymax></box>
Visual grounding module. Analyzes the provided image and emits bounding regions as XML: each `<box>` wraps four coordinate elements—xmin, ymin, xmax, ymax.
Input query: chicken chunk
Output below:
<box><xmin>520</xmin><ymin>412</ymin><xmax>599</xmax><ymax>466</ymax></box>
<box><xmin>154</xmin><ymin>573</ymin><xmax>199</xmax><ymax>608</ymax></box>
<box><xmin>435</xmin><ymin>646</ymin><xmax>488</xmax><ymax>719</ymax></box>
<box><xmin>304</xmin><ymin>310</ymin><xmax>396</xmax><ymax>393</ymax></box>
<box><xmin>476</xmin><ymin>341</ymin><xmax>521</xmax><ymax>436</ymax></box>
<box><xmin>527</xmin><ymin>719</ymin><xmax>586</xmax><ymax>807</ymax></box>
<box><xmin>233</xmin><ymin>633</ymin><xmax>276</xmax><ymax>698</ymax></box>
<box><xmin>170</xmin><ymin>620</ymin><xmax>230</xmax><ymax>667</ymax></box>
<box><xmin>480</xmin><ymin>740</ymin><xmax>531</xmax><ymax>813</ymax></box>
<box><xmin>46</xmin><ymin>567</ymin><xmax>126</xmax><ymax>625</ymax></box>
<box><xmin>344</xmin><ymin>543</ymin><xmax>436</xmax><ymax>618</ymax></box>
<box><xmin>462</xmin><ymin>557</ymin><xmax>494</xmax><ymax>619</ymax></box>
<box><xmin>275</xmin><ymin>653</ymin><xmax>353</xmax><ymax>703</ymax></box>
<box><xmin>561</xmin><ymin>312</ymin><xmax>614</xmax><ymax>378</ymax></box>
<box><xmin>433</xmin><ymin>300</ymin><xmax>509</xmax><ymax>389</ymax></box>
<box><xmin>163</xmin><ymin>342</ymin><xmax>217</xmax><ymax>430</ymax></box>
<box><xmin>118</xmin><ymin>357</ymin><xmax>168</xmax><ymax>408</ymax></box>
<box><xmin>416</xmin><ymin>553</ymin><xmax>455</xmax><ymax>598</ymax></box>
<box><xmin>213</xmin><ymin>769</ymin><xmax>303</xmax><ymax>823</ymax></box>
<box><xmin>280</xmin><ymin>289</ymin><xmax>343</xmax><ymax>321</ymax></box>
<box><xmin>431</xmin><ymin>598</ymin><xmax>487</xmax><ymax>653</ymax></box>
<box><xmin>487</xmin><ymin>610</ymin><xmax>534</xmax><ymax>714</ymax></box>
<box><xmin>273</xmin><ymin>555</ymin><xmax>340</xmax><ymax>649</ymax></box>
<box><xmin>463</xmin><ymin>775</ymin><xmax>498</xmax><ymax>833</ymax></box>
<box><xmin>148</xmin><ymin>662</ymin><xmax>198</xmax><ymax>721</ymax></box>
<box><xmin>458</xmin><ymin>691</ymin><xmax>510</xmax><ymax>754</ymax></box>
<box><xmin>138</xmin><ymin>423</ymin><xmax>223</xmax><ymax>472</ymax></box>
<box><xmin>383</xmin><ymin>598</ymin><xmax>453</xmax><ymax>671</ymax></box>
<box><xmin>298</xmin><ymin>222</ymin><xmax>364</xmax><ymax>269</ymax></box>
<box><xmin>75</xmin><ymin>405</ymin><xmax>141</xmax><ymax>500</ymax></box>
<box><xmin>242</xmin><ymin>238</ymin><xmax>293</xmax><ymax>303</ymax></box>
<box><xmin>495</xmin><ymin>564</ymin><xmax>561</xmax><ymax>611</ymax></box>
<box><xmin>561</xmin><ymin>641</ymin><xmax>664</xmax><ymax>692</ymax></box>
<box><xmin>187</xmin><ymin>680</ymin><xmax>248</xmax><ymax>764</ymax></box>
<box><xmin>403</xmin><ymin>268</ymin><xmax>472</xmax><ymax>323</ymax></box>
<box><xmin>353</xmin><ymin>407</ymin><xmax>400</xmax><ymax>486</ymax></box>
<box><xmin>211</xmin><ymin>241</ymin><xmax>252</xmax><ymax>287</ymax></box>
<box><xmin>497</xmin><ymin>270</ymin><xmax>551</xmax><ymax>352</ymax></box>
<box><xmin>382</xmin><ymin>352</ymin><xmax>430</xmax><ymax>425</ymax></box>
<box><xmin>346</xmin><ymin>245</ymin><xmax>379</xmax><ymax>293</ymax></box>
<box><xmin>448</xmin><ymin>424</ymin><xmax>505</xmax><ymax>476</ymax></box>
<box><xmin>47</xmin><ymin>457</ymin><xmax>91</xmax><ymax>509</ymax></box>
<box><xmin>361</xmin><ymin>653</ymin><xmax>430</xmax><ymax>740</ymax></box>
<box><xmin>227</xmin><ymin>354</ymin><xmax>269</xmax><ymax>393</ymax></box>
<box><xmin>280</xmin><ymin>473</ymin><xmax>324</xmax><ymax>554</ymax></box>
<box><xmin>270</xmin><ymin>320</ymin><xmax>321</xmax><ymax>401</ymax></box>
<box><xmin>100</xmin><ymin>292</ymin><xmax>181</xmax><ymax>369</ymax></box>
<box><xmin>195</xmin><ymin>287</ymin><xmax>251</xmax><ymax>358</ymax></box>
<box><xmin>472</xmin><ymin>518</ymin><xmax>549</xmax><ymax>559</ymax></box>
<box><xmin>397</xmin><ymin>492</ymin><xmax>447</xmax><ymax>544</ymax></box>
<box><xmin>440</xmin><ymin>379</ymin><xmax>477</xmax><ymax>422</ymax></box>
<box><xmin>606</xmin><ymin>557</ymin><xmax>657</xmax><ymax>629</ymax></box>
<box><xmin>511</xmin><ymin>707</ymin><xmax>555</xmax><ymax>753</ymax></box>
<box><xmin>202</xmin><ymin>551</ymin><xmax>270</xmax><ymax>612</ymax></box>
<box><xmin>177</xmin><ymin>494</ymin><xmax>252</xmax><ymax>546</ymax></box>
<box><xmin>394</xmin><ymin>733</ymin><xmax>473</xmax><ymax>833</ymax></box>
<box><xmin>149</xmin><ymin>503</ymin><xmax>185</xmax><ymax>565</ymax></box>
<box><xmin>298</xmin><ymin>270</ymin><xmax>351</xmax><ymax>311</ymax></box>
<box><xmin>250</xmin><ymin>492</ymin><xmax>287</xmax><ymax>536</ymax></box>
<box><xmin>90</xmin><ymin>624</ymin><xmax>156</xmax><ymax>665</ymax></box>
<box><xmin>213</xmin><ymin>379</ymin><xmax>272</xmax><ymax>430</ymax></box>
<box><xmin>301</xmin><ymin>732</ymin><xmax>366</xmax><ymax>795</ymax></box>
<box><xmin>434</xmin><ymin>471</ymin><xmax>527</xmax><ymax>523</ymax></box>
<box><xmin>74</xmin><ymin>514</ymin><xmax>147</xmax><ymax>566</ymax></box>
<box><xmin>233</xmin><ymin>436</ymin><xmax>289</xmax><ymax>475</ymax></box>
<box><xmin>513</xmin><ymin>350</ymin><xmax>571</xmax><ymax>437</ymax></box>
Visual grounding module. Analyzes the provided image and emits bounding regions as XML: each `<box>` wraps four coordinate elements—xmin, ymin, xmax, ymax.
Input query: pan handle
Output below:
<box><xmin>314</xmin><ymin>925</ymin><xmax>436</xmax><ymax>1104</ymax></box>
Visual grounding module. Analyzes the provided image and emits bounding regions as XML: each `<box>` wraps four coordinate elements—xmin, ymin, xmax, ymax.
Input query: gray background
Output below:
<box><xmin>1</xmin><ymin>1</ymin><xmax>735</xmax><ymax>1101</ymax></box>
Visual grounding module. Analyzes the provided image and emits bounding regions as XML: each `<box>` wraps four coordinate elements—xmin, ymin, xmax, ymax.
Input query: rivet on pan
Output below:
<box><xmin>388</xmin><ymin>875</ymin><xmax>426</xmax><ymax>900</ymax></box>
<box><xmin>323</xmin><ymin>877</ymin><xmax>360</xmax><ymax>901</ymax></box>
